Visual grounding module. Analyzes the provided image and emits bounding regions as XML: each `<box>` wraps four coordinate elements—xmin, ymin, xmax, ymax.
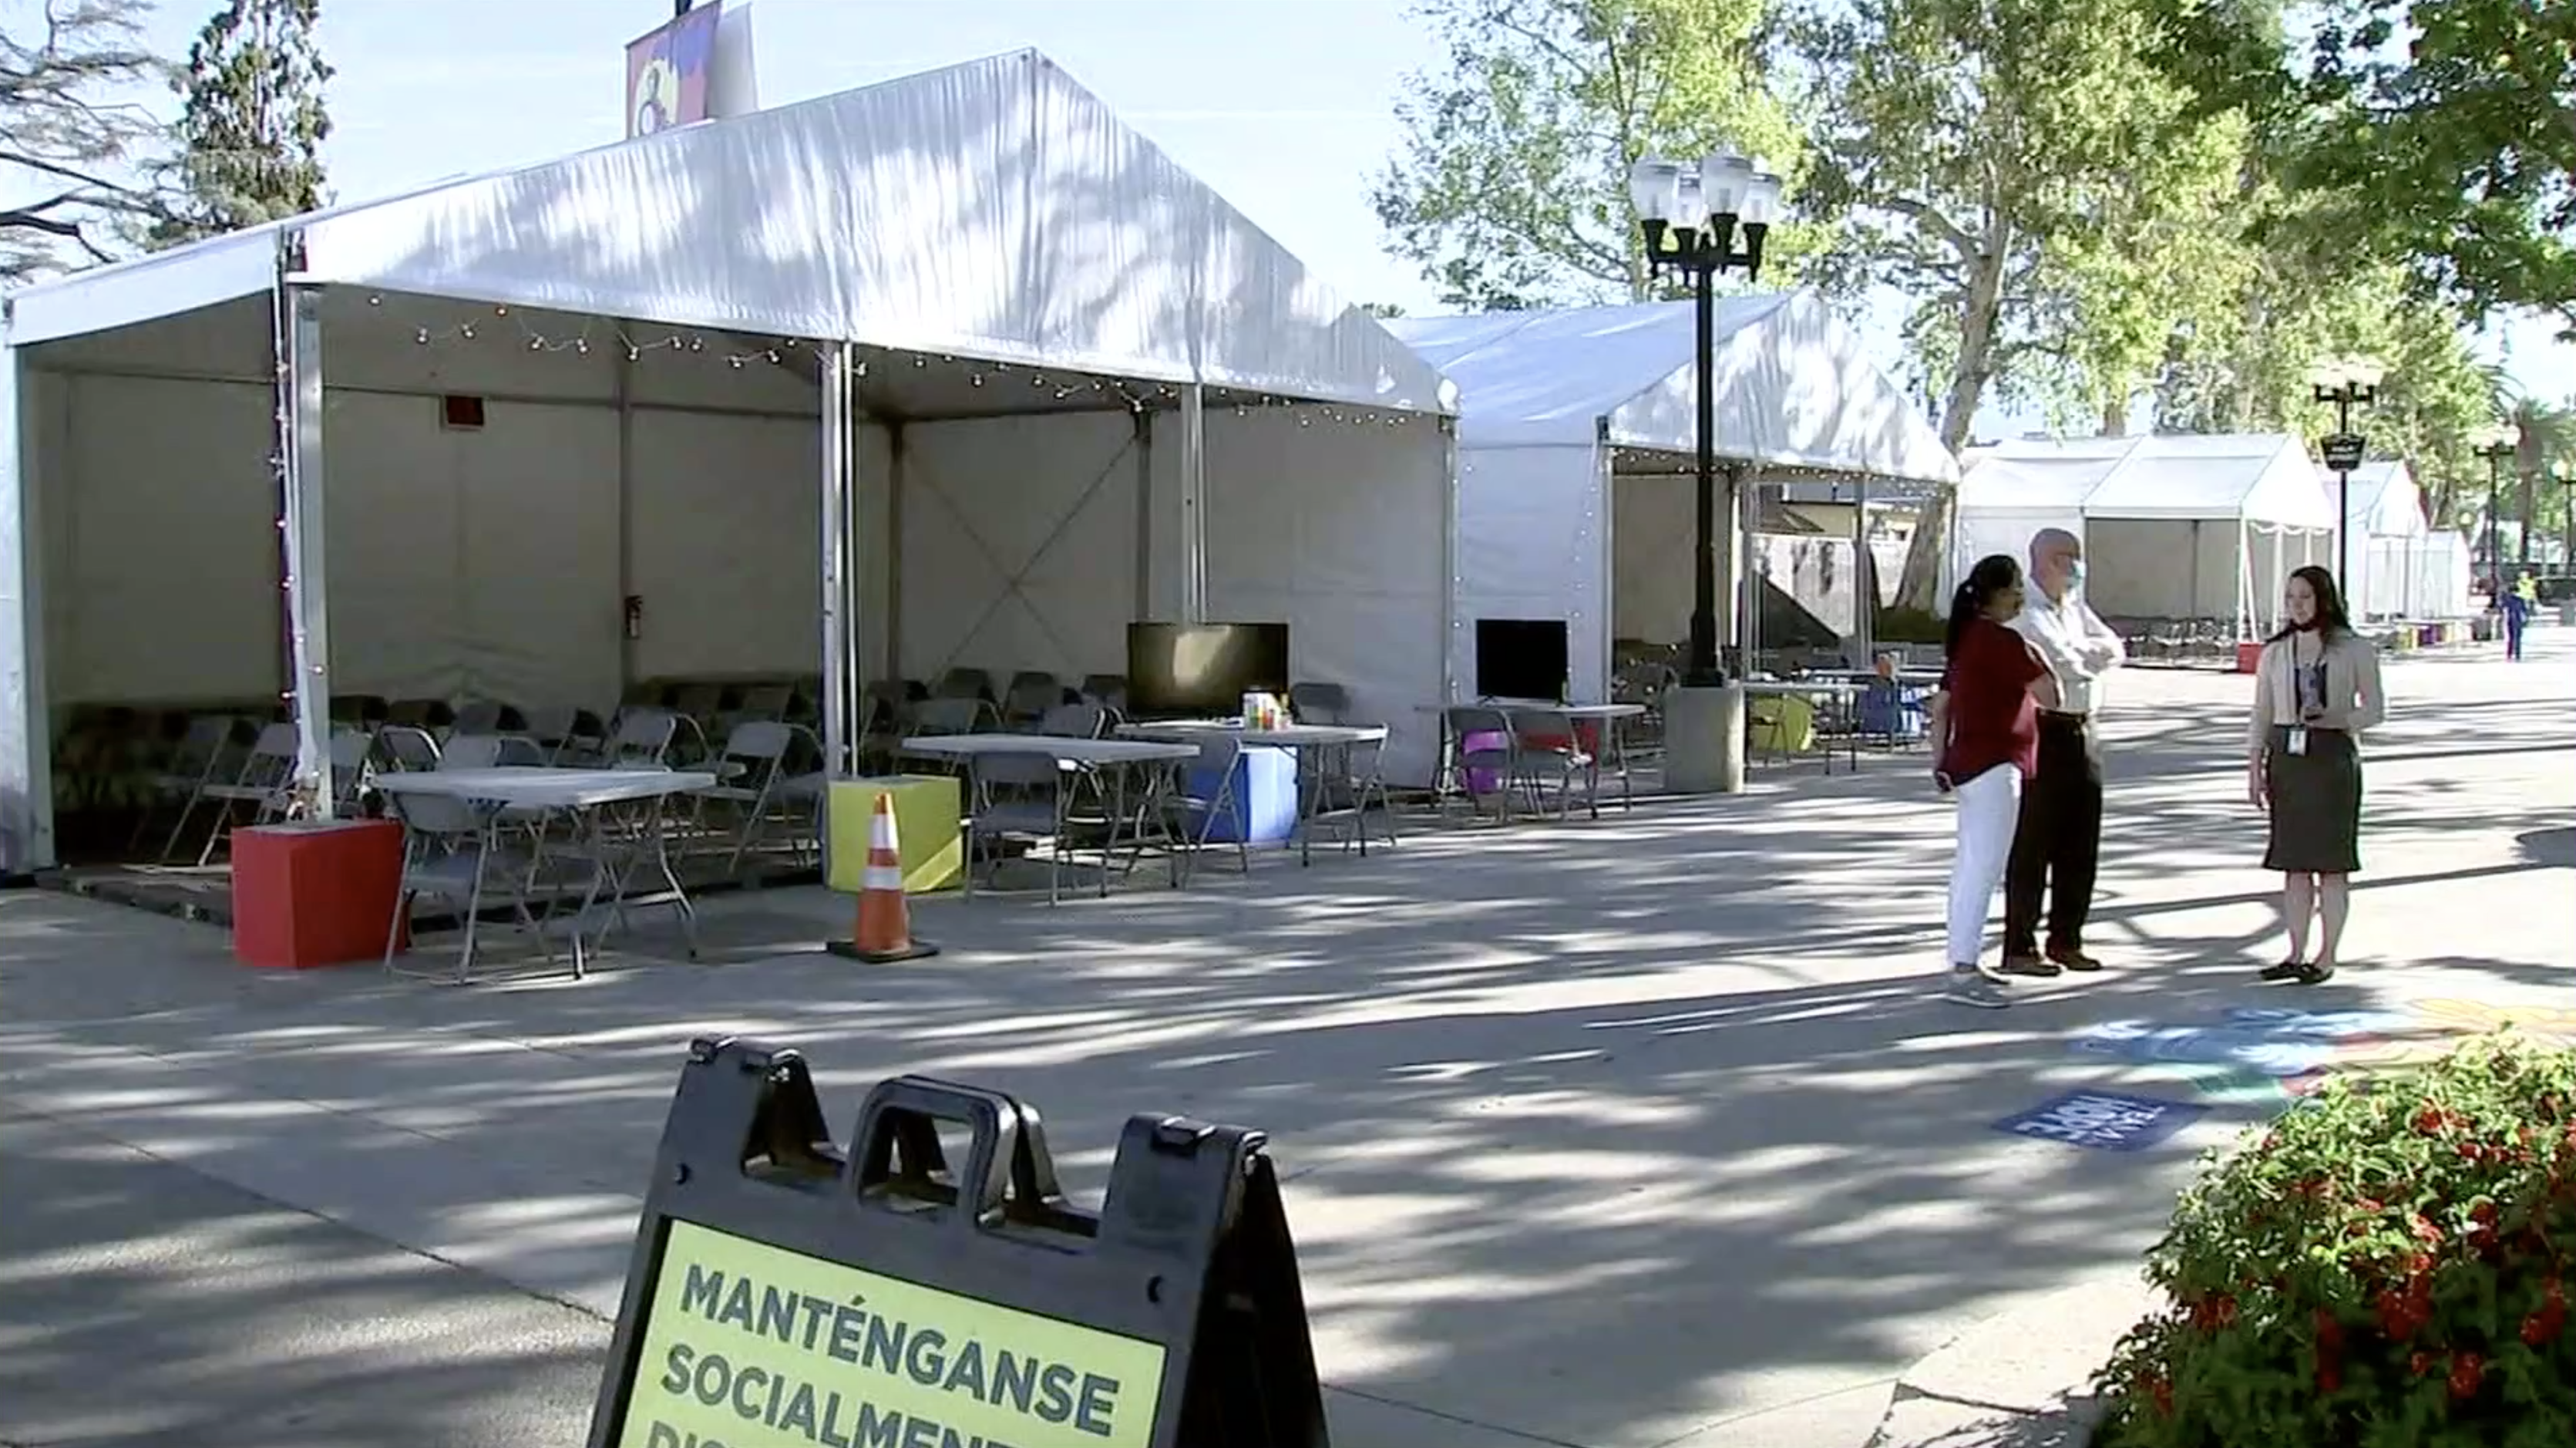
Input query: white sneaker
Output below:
<box><xmin>1942</xmin><ymin>968</ymin><xmax>2010</xmax><ymax>1009</ymax></box>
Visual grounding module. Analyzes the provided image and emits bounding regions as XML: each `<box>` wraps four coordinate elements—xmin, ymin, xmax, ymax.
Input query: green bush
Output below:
<box><xmin>1874</xmin><ymin>604</ymin><xmax>1945</xmax><ymax>645</ymax></box>
<box><xmin>2094</xmin><ymin>1035</ymin><xmax>2576</xmax><ymax>1447</ymax></box>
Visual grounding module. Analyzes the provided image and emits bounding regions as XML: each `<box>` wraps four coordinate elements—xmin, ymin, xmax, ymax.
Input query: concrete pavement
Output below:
<box><xmin>3</xmin><ymin>630</ymin><xmax>2570</xmax><ymax>1448</ymax></box>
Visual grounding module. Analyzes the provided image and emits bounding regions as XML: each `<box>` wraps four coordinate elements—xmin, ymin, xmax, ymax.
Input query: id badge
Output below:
<box><xmin>2285</xmin><ymin>727</ymin><xmax>2309</xmax><ymax>757</ymax></box>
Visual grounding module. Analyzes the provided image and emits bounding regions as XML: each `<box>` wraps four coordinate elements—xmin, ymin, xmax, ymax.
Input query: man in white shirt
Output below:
<box><xmin>2000</xmin><ymin>527</ymin><xmax>2127</xmax><ymax>974</ymax></box>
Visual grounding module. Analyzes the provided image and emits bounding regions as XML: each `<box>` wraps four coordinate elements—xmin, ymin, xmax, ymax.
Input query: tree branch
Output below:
<box><xmin>1880</xmin><ymin>194</ymin><xmax>1977</xmax><ymax>262</ymax></box>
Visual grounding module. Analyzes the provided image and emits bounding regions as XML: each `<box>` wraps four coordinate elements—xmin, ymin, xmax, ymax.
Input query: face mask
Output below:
<box><xmin>2063</xmin><ymin>560</ymin><xmax>2086</xmax><ymax>591</ymax></box>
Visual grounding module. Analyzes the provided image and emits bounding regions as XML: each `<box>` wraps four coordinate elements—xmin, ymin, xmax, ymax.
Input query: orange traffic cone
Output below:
<box><xmin>825</xmin><ymin>792</ymin><xmax>938</xmax><ymax>963</ymax></box>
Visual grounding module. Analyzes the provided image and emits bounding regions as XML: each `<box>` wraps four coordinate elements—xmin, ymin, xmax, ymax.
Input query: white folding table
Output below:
<box><xmin>898</xmin><ymin>734</ymin><xmax>1202</xmax><ymax>892</ymax></box>
<box><xmin>1118</xmin><ymin>721</ymin><xmax>1395</xmax><ymax>864</ymax></box>
<box><xmin>374</xmin><ymin>766</ymin><xmax>718</xmax><ymax>975</ymax></box>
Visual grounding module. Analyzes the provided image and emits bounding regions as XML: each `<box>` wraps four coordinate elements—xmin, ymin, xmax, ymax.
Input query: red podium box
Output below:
<box><xmin>230</xmin><ymin>818</ymin><xmax>405</xmax><ymax>970</ymax></box>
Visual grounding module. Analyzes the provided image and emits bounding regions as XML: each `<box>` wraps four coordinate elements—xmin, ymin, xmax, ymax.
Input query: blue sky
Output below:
<box><xmin>92</xmin><ymin>0</ymin><xmax>2576</xmax><ymax>414</ymax></box>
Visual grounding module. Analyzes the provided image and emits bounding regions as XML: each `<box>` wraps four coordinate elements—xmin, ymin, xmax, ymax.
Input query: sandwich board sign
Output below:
<box><xmin>588</xmin><ymin>1037</ymin><xmax>1329</xmax><ymax>1448</ymax></box>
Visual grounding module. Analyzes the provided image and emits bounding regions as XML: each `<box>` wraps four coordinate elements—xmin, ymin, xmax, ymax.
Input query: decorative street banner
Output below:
<box><xmin>589</xmin><ymin>1039</ymin><xmax>1329</xmax><ymax>1448</ymax></box>
<box><xmin>626</xmin><ymin>2</ymin><xmax>722</xmax><ymax>139</ymax></box>
<box><xmin>1992</xmin><ymin>1089</ymin><xmax>2208</xmax><ymax>1153</ymax></box>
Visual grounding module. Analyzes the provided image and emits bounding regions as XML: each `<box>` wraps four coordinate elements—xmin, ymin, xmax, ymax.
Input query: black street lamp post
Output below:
<box><xmin>2308</xmin><ymin>356</ymin><xmax>2382</xmax><ymax>586</ymax></box>
<box><xmin>1629</xmin><ymin>150</ymin><xmax>1781</xmax><ymax>687</ymax></box>
<box><xmin>2472</xmin><ymin>423</ymin><xmax>2518</xmax><ymax>594</ymax></box>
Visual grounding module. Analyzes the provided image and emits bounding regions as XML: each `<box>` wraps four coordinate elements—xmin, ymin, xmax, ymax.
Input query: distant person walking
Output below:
<box><xmin>2248</xmin><ymin>565</ymin><xmax>2386</xmax><ymax>985</ymax></box>
<box><xmin>2502</xmin><ymin>571</ymin><xmax>2534</xmax><ymax>661</ymax></box>
<box><xmin>2002</xmin><ymin>528</ymin><xmax>2127</xmax><ymax>975</ymax></box>
<box><xmin>1931</xmin><ymin>554</ymin><xmax>2054</xmax><ymax>1009</ymax></box>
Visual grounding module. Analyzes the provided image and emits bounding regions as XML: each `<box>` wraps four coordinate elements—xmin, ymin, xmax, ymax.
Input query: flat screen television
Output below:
<box><xmin>1475</xmin><ymin>618</ymin><xmax>1570</xmax><ymax>702</ymax></box>
<box><xmin>1125</xmin><ymin>622</ymin><xmax>1291</xmax><ymax>719</ymax></box>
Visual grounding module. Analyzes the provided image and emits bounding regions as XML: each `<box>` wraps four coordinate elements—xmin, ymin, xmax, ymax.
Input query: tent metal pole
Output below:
<box><xmin>1730</xmin><ymin>463</ymin><xmax>1754</xmax><ymax>671</ymax></box>
<box><xmin>1442</xmin><ymin>416</ymin><xmax>1462</xmax><ymax>703</ymax></box>
<box><xmin>1132</xmin><ymin>407</ymin><xmax>1153</xmax><ymax>619</ymax></box>
<box><xmin>274</xmin><ymin>264</ymin><xmax>333</xmax><ymax>817</ymax></box>
<box><xmin>818</xmin><ymin>341</ymin><xmax>855</xmax><ymax>785</ymax></box>
<box><xmin>0</xmin><ymin>340</ymin><xmax>54</xmax><ymax>872</ymax></box>
<box><xmin>1854</xmin><ymin>474</ymin><xmax>1873</xmax><ymax>666</ymax></box>
<box><xmin>1179</xmin><ymin>384</ymin><xmax>1207</xmax><ymax>623</ymax></box>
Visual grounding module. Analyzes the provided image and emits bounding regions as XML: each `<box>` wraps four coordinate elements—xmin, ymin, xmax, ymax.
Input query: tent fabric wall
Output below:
<box><xmin>1613</xmin><ymin>471</ymin><xmax>1740</xmax><ymax>676</ymax></box>
<box><xmin>896</xmin><ymin>412</ymin><xmax>1145</xmax><ymax>684</ymax></box>
<box><xmin>1458</xmin><ymin>443</ymin><xmax>1606</xmax><ymax>700</ymax></box>
<box><xmin>7</xmin><ymin>52</ymin><xmax>1451</xmax><ymax>421</ymax></box>
<box><xmin>29</xmin><ymin>292</ymin><xmax>822</xmax><ymax>718</ymax></box>
<box><xmin>1202</xmin><ymin>409</ymin><xmax>1451</xmax><ymax>789</ymax></box>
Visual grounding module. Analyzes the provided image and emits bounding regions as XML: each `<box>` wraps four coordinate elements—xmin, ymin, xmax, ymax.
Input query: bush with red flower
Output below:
<box><xmin>2093</xmin><ymin>1034</ymin><xmax>2576</xmax><ymax>1447</ymax></box>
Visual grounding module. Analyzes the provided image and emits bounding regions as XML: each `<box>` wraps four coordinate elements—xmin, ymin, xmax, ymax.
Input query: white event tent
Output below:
<box><xmin>1952</xmin><ymin>434</ymin><xmax>2336</xmax><ymax>638</ymax></box>
<box><xmin>2330</xmin><ymin>460</ymin><xmax>2455</xmax><ymax>620</ymax></box>
<box><xmin>0</xmin><ymin>49</ymin><xmax>1458</xmax><ymax>870</ymax></box>
<box><xmin>1388</xmin><ymin>294</ymin><xmax>1957</xmax><ymax>699</ymax></box>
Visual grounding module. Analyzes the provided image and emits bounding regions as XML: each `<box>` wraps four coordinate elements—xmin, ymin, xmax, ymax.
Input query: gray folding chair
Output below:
<box><xmin>1508</xmin><ymin>707</ymin><xmax>1596</xmax><ymax>820</ymax></box>
<box><xmin>450</xmin><ymin>700</ymin><xmax>509</xmax><ymax>736</ymax></box>
<box><xmin>963</xmin><ymin>746</ymin><xmax>1081</xmax><ymax>904</ymax></box>
<box><xmin>1002</xmin><ymin>672</ymin><xmax>1063</xmax><ymax>726</ymax></box>
<box><xmin>380</xmin><ymin>786</ymin><xmax>558</xmax><ymax>985</ymax></box>
<box><xmin>1155</xmin><ymin>732</ymin><xmax>1249</xmax><ymax>886</ymax></box>
<box><xmin>190</xmin><ymin>722</ymin><xmax>300</xmax><ymax>866</ymax></box>
<box><xmin>375</xmin><ymin>724</ymin><xmax>442</xmax><ymax>773</ymax></box>
<box><xmin>1288</xmin><ymin>682</ymin><xmax>1352</xmax><ymax>724</ymax></box>
<box><xmin>932</xmin><ymin>667</ymin><xmax>994</xmax><ymax>702</ymax></box>
<box><xmin>911</xmin><ymin>697</ymin><xmax>998</xmax><ymax>736</ymax></box>
<box><xmin>136</xmin><ymin>714</ymin><xmax>250</xmax><ymax>857</ymax></box>
<box><xmin>700</xmin><ymin>720</ymin><xmax>817</xmax><ymax>874</ymax></box>
<box><xmin>439</xmin><ymin>734</ymin><xmax>545</xmax><ymax>770</ymax></box>
<box><xmin>1037</xmin><ymin>702</ymin><xmax>1109</xmax><ymax>739</ymax></box>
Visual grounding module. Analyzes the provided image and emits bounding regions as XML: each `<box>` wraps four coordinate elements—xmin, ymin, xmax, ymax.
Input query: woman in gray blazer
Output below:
<box><xmin>2246</xmin><ymin>565</ymin><xmax>2386</xmax><ymax>984</ymax></box>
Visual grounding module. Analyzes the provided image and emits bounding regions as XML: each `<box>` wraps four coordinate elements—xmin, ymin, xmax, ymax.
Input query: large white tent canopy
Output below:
<box><xmin>0</xmin><ymin>49</ymin><xmax>1458</xmax><ymax>870</ymax></box>
<box><xmin>1953</xmin><ymin>433</ymin><xmax>2336</xmax><ymax>636</ymax></box>
<box><xmin>1390</xmin><ymin>293</ymin><xmax>1956</xmax><ymax>699</ymax></box>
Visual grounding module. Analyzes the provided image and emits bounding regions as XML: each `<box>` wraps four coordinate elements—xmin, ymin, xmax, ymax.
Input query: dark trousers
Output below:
<box><xmin>2004</xmin><ymin>713</ymin><xmax>2102</xmax><ymax>955</ymax></box>
<box><xmin>2507</xmin><ymin>614</ymin><xmax>2525</xmax><ymax>659</ymax></box>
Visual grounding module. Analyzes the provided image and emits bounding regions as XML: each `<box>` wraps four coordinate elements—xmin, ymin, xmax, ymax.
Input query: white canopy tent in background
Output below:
<box><xmin>2331</xmin><ymin>460</ymin><xmax>2454</xmax><ymax>621</ymax></box>
<box><xmin>0</xmin><ymin>49</ymin><xmax>1458</xmax><ymax>871</ymax></box>
<box><xmin>1953</xmin><ymin>434</ymin><xmax>2336</xmax><ymax>638</ymax></box>
<box><xmin>1389</xmin><ymin>294</ymin><xmax>1958</xmax><ymax>700</ymax></box>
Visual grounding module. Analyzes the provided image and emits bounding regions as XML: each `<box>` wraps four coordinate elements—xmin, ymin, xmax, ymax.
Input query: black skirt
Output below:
<box><xmin>2263</xmin><ymin>724</ymin><xmax>2362</xmax><ymax>874</ymax></box>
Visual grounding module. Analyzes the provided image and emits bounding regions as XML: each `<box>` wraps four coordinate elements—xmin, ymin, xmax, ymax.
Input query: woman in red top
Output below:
<box><xmin>1931</xmin><ymin>554</ymin><xmax>2053</xmax><ymax>1008</ymax></box>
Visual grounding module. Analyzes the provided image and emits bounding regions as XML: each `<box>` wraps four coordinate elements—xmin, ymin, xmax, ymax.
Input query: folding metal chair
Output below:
<box><xmin>963</xmin><ymin>746</ymin><xmax>1080</xmax><ymax>903</ymax></box>
<box><xmin>190</xmin><ymin>722</ymin><xmax>299</xmax><ymax>866</ymax></box>
<box><xmin>135</xmin><ymin>714</ymin><xmax>250</xmax><ymax>857</ymax></box>
<box><xmin>1156</xmin><ymin>732</ymin><xmax>1249</xmax><ymax>885</ymax></box>
<box><xmin>380</xmin><ymin>786</ymin><xmax>558</xmax><ymax>985</ymax></box>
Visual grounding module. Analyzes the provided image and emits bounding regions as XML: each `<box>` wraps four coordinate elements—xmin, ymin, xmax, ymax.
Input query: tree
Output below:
<box><xmin>150</xmin><ymin>0</ymin><xmax>331</xmax><ymax>247</ymax></box>
<box><xmin>2302</xmin><ymin>0</ymin><xmax>2576</xmax><ymax>340</ymax></box>
<box><xmin>2504</xmin><ymin>393</ymin><xmax>2576</xmax><ymax>564</ymax></box>
<box><xmin>1794</xmin><ymin>0</ymin><xmax>2252</xmax><ymax>606</ymax></box>
<box><xmin>0</xmin><ymin>0</ymin><xmax>174</xmax><ymax>280</ymax></box>
<box><xmin>1373</xmin><ymin>0</ymin><xmax>1805</xmax><ymax>310</ymax></box>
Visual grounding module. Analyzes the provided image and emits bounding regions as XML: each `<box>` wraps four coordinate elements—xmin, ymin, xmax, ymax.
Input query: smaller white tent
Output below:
<box><xmin>1954</xmin><ymin>434</ymin><xmax>2336</xmax><ymax>637</ymax></box>
<box><xmin>2329</xmin><ymin>460</ymin><xmax>2440</xmax><ymax>620</ymax></box>
<box><xmin>1390</xmin><ymin>293</ymin><xmax>1956</xmax><ymax>698</ymax></box>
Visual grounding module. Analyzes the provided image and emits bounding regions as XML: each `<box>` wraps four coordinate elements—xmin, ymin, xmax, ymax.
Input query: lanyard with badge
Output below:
<box><xmin>2286</xmin><ymin>648</ymin><xmax>2325</xmax><ymax>756</ymax></box>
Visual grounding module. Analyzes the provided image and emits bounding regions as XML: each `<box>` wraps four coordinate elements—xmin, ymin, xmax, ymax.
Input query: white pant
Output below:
<box><xmin>1948</xmin><ymin>765</ymin><xmax>2023</xmax><ymax>966</ymax></box>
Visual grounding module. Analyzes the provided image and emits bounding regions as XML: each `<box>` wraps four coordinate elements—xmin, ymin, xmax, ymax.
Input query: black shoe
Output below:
<box><xmin>2046</xmin><ymin>943</ymin><xmax>2104</xmax><ymax>972</ymax></box>
<box><xmin>2295</xmin><ymin>961</ymin><xmax>2336</xmax><ymax>985</ymax></box>
<box><xmin>1998</xmin><ymin>952</ymin><xmax>2062</xmax><ymax>978</ymax></box>
<box><xmin>2259</xmin><ymin>958</ymin><xmax>2307</xmax><ymax>983</ymax></box>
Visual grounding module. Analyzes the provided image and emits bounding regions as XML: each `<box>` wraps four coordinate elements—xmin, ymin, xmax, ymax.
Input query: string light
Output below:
<box><xmin>375</xmin><ymin>304</ymin><xmax>1439</xmax><ymax>428</ymax></box>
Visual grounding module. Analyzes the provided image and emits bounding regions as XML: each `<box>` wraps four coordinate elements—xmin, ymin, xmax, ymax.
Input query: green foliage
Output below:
<box><xmin>1871</xmin><ymin>604</ymin><xmax>1945</xmax><ymax>645</ymax></box>
<box><xmin>1792</xmin><ymin>0</ymin><xmax>2252</xmax><ymax>603</ymax></box>
<box><xmin>2094</xmin><ymin>1035</ymin><xmax>2576</xmax><ymax>1448</ymax></box>
<box><xmin>0</xmin><ymin>0</ymin><xmax>171</xmax><ymax>278</ymax></box>
<box><xmin>152</xmin><ymin>0</ymin><xmax>332</xmax><ymax>248</ymax></box>
<box><xmin>1374</xmin><ymin>0</ymin><xmax>1806</xmax><ymax>309</ymax></box>
<box><xmin>2301</xmin><ymin>0</ymin><xmax>2576</xmax><ymax>340</ymax></box>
